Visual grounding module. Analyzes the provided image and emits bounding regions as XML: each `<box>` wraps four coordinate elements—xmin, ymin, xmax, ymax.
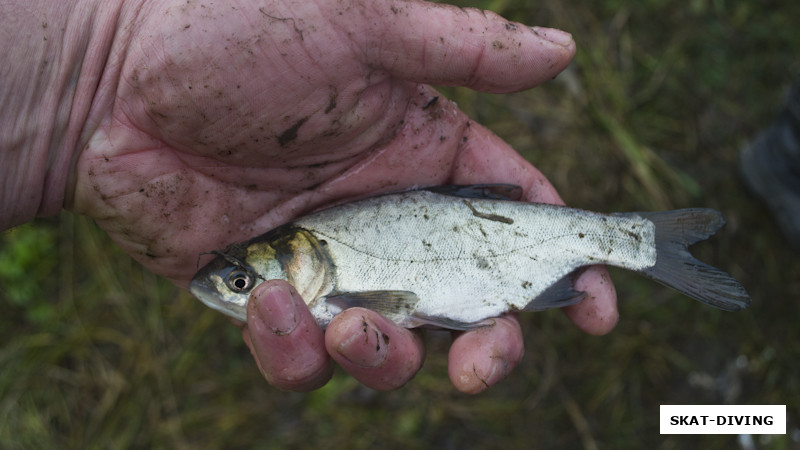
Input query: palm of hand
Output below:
<box><xmin>68</xmin><ymin>0</ymin><xmax>616</xmax><ymax>393</ymax></box>
<box><xmin>73</xmin><ymin>1</ymin><xmax>511</xmax><ymax>286</ymax></box>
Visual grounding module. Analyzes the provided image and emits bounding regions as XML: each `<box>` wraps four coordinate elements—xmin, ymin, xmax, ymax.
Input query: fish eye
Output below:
<box><xmin>226</xmin><ymin>270</ymin><xmax>253</xmax><ymax>293</ymax></box>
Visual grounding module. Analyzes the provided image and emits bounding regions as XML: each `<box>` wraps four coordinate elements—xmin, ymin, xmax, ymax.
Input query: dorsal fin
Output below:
<box><xmin>424</xmin><ymin>184</ymin><xmax>523</xmax><ymax>201</ymax></box>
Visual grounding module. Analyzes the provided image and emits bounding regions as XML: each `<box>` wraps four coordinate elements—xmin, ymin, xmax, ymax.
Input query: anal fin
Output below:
<box><xmin>523</xmin><ymin>272</ymin><xmax>587</xmax><ymax>311</ymax></box>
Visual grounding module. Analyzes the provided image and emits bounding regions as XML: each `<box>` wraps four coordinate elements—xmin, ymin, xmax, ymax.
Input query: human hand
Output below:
<box><xmin>69</xmin><ymin>0</ymin><xmax>618</xmax><ymax>393</ymax></box>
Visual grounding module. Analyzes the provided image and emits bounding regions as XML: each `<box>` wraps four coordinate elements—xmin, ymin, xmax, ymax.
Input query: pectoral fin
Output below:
<box><xmin>425</xmin><ymin>184</ymin><xmax>523</xmax><ymax>201</ymax></box>
<box><xmin>324</xmin><ymin>291</ymin><xmax>420</xmax><ymax>324</ymax></box>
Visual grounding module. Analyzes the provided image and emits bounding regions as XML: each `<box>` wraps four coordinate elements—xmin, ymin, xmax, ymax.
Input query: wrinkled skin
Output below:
<box><xmin>71</xmin><ymin>0</ymin><xmax>618</xmax><ymax>393</ymax></box>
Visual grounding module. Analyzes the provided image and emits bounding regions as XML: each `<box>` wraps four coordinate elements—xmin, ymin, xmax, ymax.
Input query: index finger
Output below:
<box><xmin>349</xmin><ymin>1</ymin><xmax>576</xmax><ymax>92</ymax></box>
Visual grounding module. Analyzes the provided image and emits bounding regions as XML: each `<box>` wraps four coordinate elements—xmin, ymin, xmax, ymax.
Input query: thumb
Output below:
<box><xmin>243</xmin><ymin>279</ymin><xmax>333</xmax><ymax>391</ymax></box>
<box><xmin>350</xmin><ymin>1</ymin><xmax>576</xmax><ymax>92</ymax></box>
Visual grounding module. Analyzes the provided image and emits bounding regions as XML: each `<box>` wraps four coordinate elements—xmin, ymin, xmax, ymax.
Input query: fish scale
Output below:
<box><xmin>296</xmin><ymin>192</ymin><xmax>656</xmax><ymax>325</ymax></box>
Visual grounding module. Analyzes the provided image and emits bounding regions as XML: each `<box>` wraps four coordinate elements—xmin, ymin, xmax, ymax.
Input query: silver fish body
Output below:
<box><xmin>190</xmin><ymin>185</ymin><xmax>750</xmax><ymax>330</ymax></box>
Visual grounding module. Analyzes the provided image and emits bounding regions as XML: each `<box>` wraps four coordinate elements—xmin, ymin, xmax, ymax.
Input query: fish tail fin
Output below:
<box><xmin>634</xmin><ymin>209</ymin><xmax>750</xmax><ymax>311</ymax></box>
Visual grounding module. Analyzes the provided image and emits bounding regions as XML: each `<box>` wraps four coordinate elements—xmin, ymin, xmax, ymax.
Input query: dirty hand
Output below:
<box><xmin>63</xmin><ymin>0</ymin><xmax>618</xmax><ymax>393</ymax></box>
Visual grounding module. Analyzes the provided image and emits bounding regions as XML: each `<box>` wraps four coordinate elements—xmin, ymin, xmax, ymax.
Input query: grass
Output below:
<box><xmin>3</xmin><ymin>0</ymin><xmax>800</xmax><ymax>448</ymax></box>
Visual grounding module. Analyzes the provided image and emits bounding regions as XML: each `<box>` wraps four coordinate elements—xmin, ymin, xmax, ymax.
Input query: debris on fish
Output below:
<box><xmin>190</xmin><ymin>184</ymin><xmax>750</xmax><ymax>330</ymax></box>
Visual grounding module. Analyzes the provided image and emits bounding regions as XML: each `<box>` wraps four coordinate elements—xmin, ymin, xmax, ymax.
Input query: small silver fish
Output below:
<box><xmin>190</xmin><ymin>184</ymin><xmax>750</xmax><ymax>330</ymax></box>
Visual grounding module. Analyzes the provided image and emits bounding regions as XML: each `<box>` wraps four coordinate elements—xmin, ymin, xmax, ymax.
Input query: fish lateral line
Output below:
<box><xmin>462</xmin><ymin>200</ymin><xmax>514</xmax><ymax>224</ymax></box>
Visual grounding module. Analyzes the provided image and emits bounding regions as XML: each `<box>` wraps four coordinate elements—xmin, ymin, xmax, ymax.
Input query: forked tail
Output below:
<box><xmin>634</xmin><ymin>209</ymin><xmax>750</xmax><ymax>311</ymax></box>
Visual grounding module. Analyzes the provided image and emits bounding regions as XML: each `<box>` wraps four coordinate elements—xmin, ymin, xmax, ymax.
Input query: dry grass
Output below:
<box><xmin>3</xmin><ymin>0</ymin><xmax>800</xmax><ymax>448</ymax></box>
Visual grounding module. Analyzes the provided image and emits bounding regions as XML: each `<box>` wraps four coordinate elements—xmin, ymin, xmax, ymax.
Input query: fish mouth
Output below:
<box><xmin>189</xmin><ymin>275</ymin><xmax>248</xmax><ymax>323</ymax></box>
<box><xmin>188</xmin><ymin>276</ymin><xmax>214</xmax><ymax>303</ymax></box>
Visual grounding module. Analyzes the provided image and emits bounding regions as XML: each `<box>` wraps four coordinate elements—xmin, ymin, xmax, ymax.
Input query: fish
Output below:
<box><xmin>189</xmin><ymin>184</ymin><xmax>750</xmax><ymax>330</ymax></box>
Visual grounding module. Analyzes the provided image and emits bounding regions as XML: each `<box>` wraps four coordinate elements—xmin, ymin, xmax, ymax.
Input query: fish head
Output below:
<box><xmin>190</xmin><ymin>226</ymin><xmax>335</xmax><ymax>323</ymax></box>
<box><xmin>190</xmin><ymin>243</ymin><xmax>284</xmax><ymax>323</ymax></box>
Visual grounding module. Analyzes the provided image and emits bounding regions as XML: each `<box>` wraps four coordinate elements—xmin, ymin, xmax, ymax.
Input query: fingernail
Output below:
<box><xmin>465</xmin><ymin>356</ymin><xmax>510</xmax><ymax>394</ymax></box>
<box><xmin>336</xmin><ymin>315</ymin><xmax>389</xmax><ymax>368</ymax></box>
<box><xmin>486</xmin><ymin>356</ymin><xmax>511</xmax><ymax>385</ymax></box>
<box><xmin>252</xmin><ymin>283</ymin><xmax>300</xmax><ymax>336</ymax></box>
<box><xmin>531</xmin><ymin>26</ymin><xmax>574</xmax><ymax>47</ymax></box>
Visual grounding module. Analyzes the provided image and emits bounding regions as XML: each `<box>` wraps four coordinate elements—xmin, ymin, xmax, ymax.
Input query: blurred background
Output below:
<box><xmin>2</xmin><ymin>0</ymin><xmax>799</xmax><ymax>448</ymax></box>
